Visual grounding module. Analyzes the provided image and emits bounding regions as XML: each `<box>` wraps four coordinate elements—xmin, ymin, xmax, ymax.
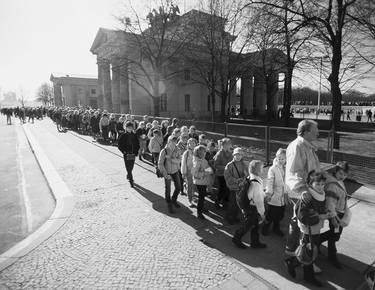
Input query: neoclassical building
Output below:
<box><xmin>86</xmin><ymin>9</ymin><xmax>284</xmax><ymax>118</ymax></box>
<box><xmin>50</xmin><ymin>74</ymin><xmax>99</xmax><ymax>107</ymax></box>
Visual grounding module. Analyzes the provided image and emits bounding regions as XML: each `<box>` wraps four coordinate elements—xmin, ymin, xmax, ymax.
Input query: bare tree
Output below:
<box><xmin>244</xmin><ymin>0</ymin><xmax>375</xmax><ymax>148</ymax></box>
<box><xmin>182</xmin><ymin>0</ymin><xmax>251</xmax><ymax>121</ymax></box>
<box><xmin>36</xmin><ymin>82</ymin><xmax>53</xmax><ymax>106</ymax></box>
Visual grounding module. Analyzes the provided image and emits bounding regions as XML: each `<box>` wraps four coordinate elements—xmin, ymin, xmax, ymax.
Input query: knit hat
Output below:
<box><xmin>125</xmin><ymin>121</ymin><xmax>134</xmax><ymax>128</ymax></box>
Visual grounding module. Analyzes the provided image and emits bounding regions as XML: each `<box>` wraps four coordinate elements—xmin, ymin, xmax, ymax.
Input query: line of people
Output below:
<box><xmin>45</xmin><ymin>108</ymin><xmax>352</xmax><ymax>288</ymax></box>
<box><xmin>1</xmin><ymin>106</ymin><xmax>46</xmax><ymax>125</ymax></box>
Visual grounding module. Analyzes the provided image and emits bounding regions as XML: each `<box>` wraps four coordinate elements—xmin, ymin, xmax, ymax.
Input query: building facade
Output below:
<box><xmin>50</xmin><ymin>74</ymin><xmax>99</xmax><ymax>108</ymax></box>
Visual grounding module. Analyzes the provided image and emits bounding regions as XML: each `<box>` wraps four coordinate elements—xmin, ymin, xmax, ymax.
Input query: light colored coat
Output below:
<box><xmin>148</xmin><ymin>135</ymin><xmax>164</xmax><ymax>153</ymax></box>
<box><xmin>192</xmin><ymin>157</ymin><xmax>211</xmax><ymax>185</ymax></box>
<box><xmin>248</xmin><ymin>174</ymin><xmax>266</xmax><ymax>216</ymax></box>
<box><xmin>285</xmin><ymin>136</ymin><xmax>320</xmax><ymax>198</ymax></box>
<box><xmin>158</xmin><ymin>147</ymin><xmax>181</xmax><ymax>176</ymax></box>
<box><xmin>181</xmin><ymin>149</ymin><xmax>194</xmax><ymax>176</ymax></box>
<box><xmin>266</xmin><ymin>160</ymin><xmax>287</xmax><ymax>206</ymax></box>
<box><xmin>325</xmin><ymin>176</ymin><xmax>348</xmax><ymax>215</ymax></box>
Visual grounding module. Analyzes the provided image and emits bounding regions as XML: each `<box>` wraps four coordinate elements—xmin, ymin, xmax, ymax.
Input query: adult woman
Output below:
<box><xmin>117</xmin><ymin>122</ymin><xmax>140</xmax><ymax>188</ymax></box>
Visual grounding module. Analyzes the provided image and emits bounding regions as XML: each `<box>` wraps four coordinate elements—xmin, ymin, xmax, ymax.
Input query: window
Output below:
<box><xmin>184</xmin><ymin>69</ymin><xmax>191</xmax><ymax>80</ymax></box>
<box><xmin>91</xmin><ymin>89</ymin><xmax>96</xmax><ymax>94</ymax></box>
<box><xmin>207</xmin><ymin>95</ymin><xmax>211</xmax><ymax>112</ymax></box>
<box><xmin>160</xmin><ymin>93</ymin><xmax>167</xmax><ymax>112</ymax></box>
<box><xmin>184</xmin><ymin>94</ymin><xmax>190</xmax><ymax>112</ymax></box>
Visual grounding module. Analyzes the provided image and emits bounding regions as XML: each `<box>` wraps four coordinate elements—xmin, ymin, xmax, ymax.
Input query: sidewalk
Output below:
<box><xmin>1</xmin><ymin>119</ymin><xmax>374</xmax><ymax>289</ymax></box>
<box><xmin>0</xmin><ymin>119</ymin><xmax>275</xmax><ymax>289</ymax></box>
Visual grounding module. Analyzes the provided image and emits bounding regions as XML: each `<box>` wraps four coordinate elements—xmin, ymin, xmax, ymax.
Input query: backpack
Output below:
<box><xmin>236</xmin><ymin>177</ymin><xmax>259</xmax><ymax>212</ymax></box>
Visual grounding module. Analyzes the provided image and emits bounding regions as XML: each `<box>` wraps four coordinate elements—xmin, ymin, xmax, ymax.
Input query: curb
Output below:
<box><xmin>0</xmin><ymin>124</ymin><xmax>75</xmax><ymax>272</ymax></box>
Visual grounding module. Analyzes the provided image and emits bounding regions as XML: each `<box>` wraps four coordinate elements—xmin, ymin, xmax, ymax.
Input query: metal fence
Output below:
<box><xmin>114</xmin><ymin>114</ymin><xmax>374</xmax><ymax>186</ymax></box>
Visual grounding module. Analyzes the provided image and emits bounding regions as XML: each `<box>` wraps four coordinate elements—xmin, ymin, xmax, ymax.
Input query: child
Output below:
<box><xmin>205</xmin><ymin>141</ymin><xmax>217</xmax><ymax>195</ymax></box>
<box><xmin>198</xmin><ymin>134</ymin><xmax>208</xmax><ymax>146</ymax></box>
<box><xmin>108</xmin><ymin>114</ymin><xmax>117</xmax><ymax>143</ymax></box>
<box><xmin>296</xmin><ymin>170</ymin><xmax>331</xmax><ymax>287</ymax></box>
<box><xmin>192</xmin><ymin>145</ymin><xmax>213</xmax><ymax>220</ymax></box>
<box><xmin>319</xmin><ymin>161</ymin><xmax>350</xmax><ymax>269</ymax></box>
<box><xmin>181</xmin><ymin>138</ymin><xmax>198</xmax><ymax>207</ymax></box>
<box><xmin>188</xmin><ymin>126</ymin><xmax>199</xmax><ymax>141</ymax></box>
<box><xmin>224</xmin><ymin>148</ymin><xmax>248</xmax><ymax>224</ymax></box>
<box><xmin>263</xmin><ymin>148</ymin><xmax>289</xmax><ymax>236</ymax></box>
<box><xmin>213</xmin><ymin>138</ymin><xmax>233</xmax><ymax>209</ymax></box>
<box><xmin>232</xmin><ymin>160</ymin><xmax>266</xmax><ymax>249</ymax></box>
<box><xmin>136</xmin><ymin>121</ymin><xmax>148</xmax><ymax>161</ymax></box>
<box><xmin>148</xmin><ymin>129</ymin><xmax>164</xmax><ymax>167</ymax></box>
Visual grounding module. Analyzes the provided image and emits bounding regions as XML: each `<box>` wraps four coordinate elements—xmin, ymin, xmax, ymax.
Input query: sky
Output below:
<box><xmin>0</xmin><ymin>0</ymin><xmax>374</xmax><ymax>101</ymax></box>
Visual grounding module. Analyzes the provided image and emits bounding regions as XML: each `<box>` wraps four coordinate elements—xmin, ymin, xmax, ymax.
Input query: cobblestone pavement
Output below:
<box><xmin>0</xmin><ymin>120</ymin><xmax>275</xmax><ymax>289</ymax></box>
<box><xmin>0</xmin><ymin>119</ymin><xmax>370</xmax><ymax>290</ymax></box>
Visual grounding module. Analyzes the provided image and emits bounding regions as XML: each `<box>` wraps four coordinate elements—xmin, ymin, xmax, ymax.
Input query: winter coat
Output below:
<box><xmin>297</xmin><ymin>188</ymin><xmax>326</xmax><ymax>235</ymax></box>
<box><xmin>117</xmin><ymin>132</ymin><xmax>140</xmax><ymax>155</ymax></box>
<box><xmin>148</xmin><ymin>135</ymin><xmax>164</xmax><ymax>153</ymax></box>
<box><xmin>325</xmin><ymin>176</ymin><xmax>348</xmax><ymax>215</ymax></box>
<box><xmin>99</xmin><ymin>115</ymin><xmax>110</xmax><ymax>130</ymax></box>
<box><xmin>265</xmin><ymin>160</ymin><xmax>288</xmax><ymax>206</ymax></box>
<box><xmin>158</xmin><ymin>146</ymin><xmax>181</xmax><ymax>176</ymax></box>
<box><xmin>285</xmin><ymin>136</ymin><xmax>320</xmax><ymax>198</ymax></box>
<box><xmin>181</xmin><ymin>149</ymin><xmax>194</xmax><ymax>176</ymax></box>
<box><xmin>213</xmin><ymin>150</ymin><xmax>233</xmax><ymax>176</ymax></box>
<box><xmin>224</xmin><ymin>160</ymin><xmax>248</xmax><ymax>191</ymax></box>
<box><xmin>192</xmin><ymin>157</ymin><xmax>211</xmax><ymax>185</ymax></box>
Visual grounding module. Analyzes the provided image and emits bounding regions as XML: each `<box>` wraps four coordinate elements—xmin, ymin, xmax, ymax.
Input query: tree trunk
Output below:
<box><xmin>283</xmin><ymin>68</ymin><xmax>293</xmax><ymax>126</ymax></box>
<box><xmin>153</xmin><ymin>74</ymin><xmax>160</xmax><ymax>117</ymax></box>
<box><xmin>328</xmin><ymin>42</ymin><xmax>342</xmax><ymax>149</ymax></box>
<box><xmin>220</xmin><ymin>92</ymin><xmax>227</xmax><ymax>122</ymax></box>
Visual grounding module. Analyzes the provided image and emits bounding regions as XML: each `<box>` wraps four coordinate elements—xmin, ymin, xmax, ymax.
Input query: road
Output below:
<box><xmin>0</xmin><ymin>118</ymin><xmax>54</xmax><ymax>254</ymax></box>
<box><xmin>1</xmin><ymin>117</ymin><xmax>374</xmax><ymax>289</ymax></box>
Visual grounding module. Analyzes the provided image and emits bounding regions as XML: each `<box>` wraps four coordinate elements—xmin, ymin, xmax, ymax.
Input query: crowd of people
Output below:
<box><xmin>1</xmin><ymin>106</ymin><xmax>355</xmax><ymax>287</ymax></box>
<box><xmin>0</xmin><ymin>106</ymin><xmax>46</xmax><ymax>125</ymax></box>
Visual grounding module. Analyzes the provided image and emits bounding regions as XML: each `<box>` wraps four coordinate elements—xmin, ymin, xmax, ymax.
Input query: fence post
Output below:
<box><xmin>265</xmin><ymin>126</ymin><xmax>270</xmax><ymax>165</ymax></box>
<box><xmin>224</xmin><ymin>122</ymin><xmax>228</xmax><ymax>137</ymax></box>
<box><xmin>326</xmin><ymin>131</ymin><xmax>331</xmax><ymax>163</ymax></box>
<box><xmin>330</xmin><ymin>129</ymin><xmax>335</xmax><ymax>163</ymax></box>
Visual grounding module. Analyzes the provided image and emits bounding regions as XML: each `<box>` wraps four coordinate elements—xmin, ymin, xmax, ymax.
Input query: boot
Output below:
<box><xmin>172</xmin><ymin>200</ymin><xmax>181</xmax><ymax>208</ymax></box>
<box><xmin>261</xmin><ymin>222</ymin><xmax>270</xmax><ymax>236</ymax></box>
<box><xmin>167</xmin><ymin>203</ymin><xmax>175</xmax><ymax>214</ymax></box>
<box><xmin>232</xmin><ymin>231</ymin><xmax>247</xmax><ymax>249</ymax></box>
<box><xmin>303</xmin><ymin>265</ymin><xmax>323</xmax><ymax>287</ymax></box>
<box><xmin>284</xmin><ymin>257</ymin><xmax>297</xmax><ymax>278</ymax></box>
<box><xmin>328</xmin><ymin>253</ymin><xmax>342</xmax><ymax>269</ymax></box>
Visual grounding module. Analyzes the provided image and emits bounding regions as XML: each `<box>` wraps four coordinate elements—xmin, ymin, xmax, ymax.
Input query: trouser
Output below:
<box><xmin>196</xmin><ymin>185</ymin><xmax>206</xmax><ymax>214</ymax></box>
<box><xmin>301</xmin><ymin>234</ymin><xmax>320</xmax><ymax>278</ymax></box>
<box><xmin>319</xmin><ymin>212</ymin><xmax>344</xmax><ymax>258</ymax></box>
<box><xmin>285</xmin><ymin>199</ymin><xmax>300</xmax><ymax>256</ymax></box>
<box><xmin>110</xmin><ymin>130</ymin><xmax>117</xmax><ymax>141</ymax></box>
<box><xmin>266</xmin><ymin>205</ymin><xmax>285</xmax><ymax>230</ymax></box>
<box><xmin>164</xmin><ymin>172</ymin><xmax>181</xmax><ymax>203</ymax></box>
<box><xmin>234</xmin><ymin>208</ymin><xmax>260</xmax><ymax>245</ymax></box>
<box><xmin>185</xmin><ymin>173</ymin><xmax>194</xmax><ymax>202</ymax></box>
<box><xmin>123</xmin><ymin>157</ymin><xmax>135</xmax><ymax>182</ymax></box>
<box><xmin>6</xmin><ymin>115</ymin><xmax>11</xmax><ymax>124</ymax></box>
<box><xmin>216</xmin><ymin>176</ymin><xmax>229</xmax><ymax>205</ymax></box>
<box><xmin>178</xmin><ymin>170</ymin><xmax>184</xmax><ymax>193</ymax></box>
<box><xmin>102</xmin><ymin>126</ymin><xmax>109</xmax><ymax>141</ymax></box>
<box><xmin>152</xmin><ymin>152</ymin><xmax>160</xmax><ymax>167</ymax></box>
<box><xmin>226</xmin><ymin>190</ymin><xmax>240</xmax><ymax>222</ymax></box>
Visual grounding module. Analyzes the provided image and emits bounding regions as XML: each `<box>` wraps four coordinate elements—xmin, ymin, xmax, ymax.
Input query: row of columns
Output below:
<box><xmin>228</xmin><ymin>71</ymin><xmax>279</xmax><ymax>116</ymax></box>
<box><xmin>53</xmin><ymin>83</ymin><xmax>63</xmax><ymax>106</ymax></box>
<box><xmin>97</xmin><ymin>57</ymin><xmax>130</xmax><ymax>113</ymax></box>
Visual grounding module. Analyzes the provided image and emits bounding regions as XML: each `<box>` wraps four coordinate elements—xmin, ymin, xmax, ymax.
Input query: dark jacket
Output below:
<box><xmin>118</xmin><ymin>132</ymin><xmax>140</xmax><ymax>155</ymax></box>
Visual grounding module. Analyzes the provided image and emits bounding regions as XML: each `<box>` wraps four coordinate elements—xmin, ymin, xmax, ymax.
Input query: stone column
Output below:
<box><xmin>97</xmin><ymin>57</ymin><xmax>104</xmax><ymax>109</ymax></box>
<box><xmin>119</xmin><ymin>59</ymin><xmax>130</xmax><ymax>113</ymax></box>
<box><xmin>227</xmin><ymin>79</ymin><xmax>237</xmax><ymax>113</ymax></box>
<box><xmin>267</xmin><ymin>72</ymin><xmax>279</xmax><ymax>117</ymax></box>
<box><xmin>240</xmin><ymin>74</ymin><xmax>253</xmax><ymax>116</ymax></box>
<box><xmin>53</xmin><ymin>83</ymin><xmax>62</xmax><ymax>106</ymax></box>
<box><xmin>102</xmin><ymin>61</ymin><xmax>112</xmax><ymax>112</ymax></box>
<box><xmin>253</xmin><ymin>72</ymin><xmax>267</xmax><ymax>116</ymax></box>
<box><xmin>111</xmin><ymin>59</ymin><xmax>121</xmax><ymax>113</ymax></box>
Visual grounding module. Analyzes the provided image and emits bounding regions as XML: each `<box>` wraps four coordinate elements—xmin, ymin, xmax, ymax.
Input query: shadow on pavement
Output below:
<box><xmin>132</xmin><ymin>183</ymin><xmax>366</xmax><ymax>290</ymax></box>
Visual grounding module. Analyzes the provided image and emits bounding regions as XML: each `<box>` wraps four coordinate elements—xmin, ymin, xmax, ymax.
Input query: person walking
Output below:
<box><xmin>181</xmin><ymin>138</ymin><xmax>197</xmax><ymax>207</ymax></box>
<box><xmin>158</xmin><ymin>136</ymin><xmax>182</xmax><ymax>213</ymax></box>
<box><xmin>117</xmin><ymin>122</ymin><xmax>140</xmax><ymax>188</ymax></box>
<box><xmin>224</xmin><ymin>147</ymin><xmax>248</xmax><ymax>224</ymax></box>
<box><xmin>284</xmin><ymin>119</ymin><xmax>323</xmax><ymax>277</ymax></box>
<box><xmin>192</xmin><ymin>145</ymin><xmax>213</xmax><ymax>220</ymax></box>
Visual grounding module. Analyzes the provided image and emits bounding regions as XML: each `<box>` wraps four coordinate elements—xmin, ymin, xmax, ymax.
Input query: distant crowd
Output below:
<box><xmin>0</xmin><ymin>106</ymin><xmax>46</xmax><ymax>125</ymax></box>
<box><xmin>1</xmin><ymin>106</ymin><xmax>359</xmax><ymax>287</ymax></box>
